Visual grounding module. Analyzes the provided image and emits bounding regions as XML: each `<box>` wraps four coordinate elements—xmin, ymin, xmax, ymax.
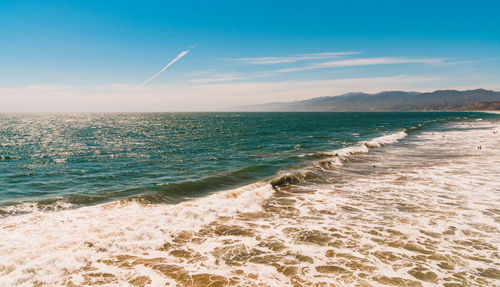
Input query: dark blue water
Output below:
<box><xmin>0</xmin><ymin>112</ymin><xmax>491</xmax><ymax>207</ymax></box>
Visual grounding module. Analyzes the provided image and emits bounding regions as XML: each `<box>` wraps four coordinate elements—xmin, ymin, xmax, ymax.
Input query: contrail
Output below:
<box><xmin>140</xmin><ymin>49</ymin><xmax>191</xmax><ymax>86</ymax></box>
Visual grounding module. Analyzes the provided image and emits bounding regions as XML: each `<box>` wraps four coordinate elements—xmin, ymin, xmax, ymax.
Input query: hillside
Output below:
<box><xmin>454</xmin><ymin>101</ymin><xmax>500</xmax><ymax>111</ymax></box>
<box><xmin>236</xmin><ymin>89</ymin><xmax>500</xmax><ymax>111</ymax></box>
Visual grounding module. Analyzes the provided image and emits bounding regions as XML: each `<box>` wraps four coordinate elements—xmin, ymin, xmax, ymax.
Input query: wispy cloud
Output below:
<box><xmin>191</xmin><ymin>56</ymin><xmax>445</xmax><ymax>83</ymax></box>
<box><xmin>233</xmin><ymin>51</ymin><xmax>360</xmax><ymax>65</ymax></box>
<box><xmin>188</xmin><ymin>70</ymin><xmax>280</xmax><ymax>83</ymax></box>
<box><xmin>189</xmin><ymin>73</ymin><xmax>244</xmax><ymax>83</ymax></box>
<box><xmin>140</xmin><ymin>49</ymin><xmax>191</xmax><ymax>86</ymax></box>
<box><xmin>278</xmin><ymin>57</ymin><xmax>444</xmax><ymax>73</ymax></box>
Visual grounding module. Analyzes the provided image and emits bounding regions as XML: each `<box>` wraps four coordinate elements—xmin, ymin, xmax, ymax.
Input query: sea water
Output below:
<box><xmin>0</xmin><ymin>112</ymin><xmax>499</xmax><ymax>286</ymax></box>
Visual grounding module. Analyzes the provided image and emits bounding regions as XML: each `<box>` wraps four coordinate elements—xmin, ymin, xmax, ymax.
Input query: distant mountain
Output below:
<box><xmin>454</xmin><ymin>101</ymin><xmax>500</xmax><ymax>111</ymax></box>
<box><xmin>236</xmin><ymin>89</ymin><xmax>500</xmax><ymax>111</ymax></box>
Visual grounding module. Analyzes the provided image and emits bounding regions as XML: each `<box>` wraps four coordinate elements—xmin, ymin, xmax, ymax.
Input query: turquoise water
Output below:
<box><xmin>0</xmin><ymin>112</ymin><xmax>490</xmax><ymax>207</ymax></box>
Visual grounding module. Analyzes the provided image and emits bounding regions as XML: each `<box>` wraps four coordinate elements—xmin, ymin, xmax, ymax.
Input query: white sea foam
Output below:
<box><xmin>361</xmin><ymin>130</ymin><xmax>407</xmax><ymax>148</ymax></box>
<box><xmin>304</xmin><ymin>130</ymin><xmax>407</xmax><ymax>159</ymax></box>
<box><xmin>0</xmin><ymin>182</ymin><xmax>274</xmax><ymax>286</ymax></box>
<box><xmin>333</xmin><ymin>130</ymin><xmax>407</xmax><ymax>156</ymax></box>
<box><xmin>332</xmin><ymin>144</ymin><xmax>370</xmax><ymax>157</ymax></box>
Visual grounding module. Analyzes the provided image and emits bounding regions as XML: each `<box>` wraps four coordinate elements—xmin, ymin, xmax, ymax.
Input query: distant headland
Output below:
<box><xmin>236</xmin><ymin>89</ymin><xmax>500</xmax><ymax>112</ymax></box>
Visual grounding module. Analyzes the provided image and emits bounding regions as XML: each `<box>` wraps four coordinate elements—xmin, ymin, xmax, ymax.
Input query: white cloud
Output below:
<box><xmin>212</xmin><ymin>56</ymin><xmax>445</xmax><ymax>81</ymax></box>
<box><xmin>189</xmin><ymin>73</ymin><xmax>244</xmax><ymax>83</ymax></box>
<box><xmin>233</xmin><ymin>51</ymin><xmax>360</xmax><ymax>65</ymax></box>
<box><xmin>278</xmin><ymin>57</ymin><xmax>444</xmax><ymax>73</ymax></box>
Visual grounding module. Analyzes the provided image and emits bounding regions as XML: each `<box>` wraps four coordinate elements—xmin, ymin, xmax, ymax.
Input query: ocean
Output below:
<box><xmin>1</xmin><ymin>112</ymin><xmax>499</xmax><ymax>286</ymax></box>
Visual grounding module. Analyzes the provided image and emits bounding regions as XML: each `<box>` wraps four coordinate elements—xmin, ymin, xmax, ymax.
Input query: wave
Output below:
<box><xmin>361</xmin><ymin>131</ymin><xmax>407</xmax><ymax>148</ymax></box>
<box><xmin>0</xmin><ymin>130</ymin><xmax>408</xmax><ymax>215</ymax></box>
<box><xmin>0</xmin><ymin>200</ymin><xmax>75</xmax><ymax>217</ymax></box>
<box><xmin>271</xmin><ymin>130</ymin><xmax>408</xmax><ymax>188</ymax></box>
<box><xmin>0</xmin><ymin>181</ymin><xmax>276</xmax><ymax>286</ymax></box>
<box><xmin>0</xmin><ymin>164</ymin><xmax>277</xmax><ymax>216</ymax></box>
<box><xmin>0</xmin><ymin>155</ymin><xmax>22</xmax><ymax>161</ymax></box>
<box><xmin>302</xmin><ymin>130</ymin><xmax>407</xmax><ymax>159</ymax></box>
<box><xmin>270</xmin><ymin>171</ymin><xmax>324</xmax><ymax>187</ymax></box>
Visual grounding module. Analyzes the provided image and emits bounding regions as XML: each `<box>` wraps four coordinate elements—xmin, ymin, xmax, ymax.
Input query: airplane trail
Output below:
<box><xmin>140</xmin><ymin>49</ymin><xmax>190</xmax><ymax>86</ymax></box>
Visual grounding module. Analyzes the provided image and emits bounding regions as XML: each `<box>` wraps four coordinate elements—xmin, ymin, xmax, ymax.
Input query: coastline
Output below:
<box><xmin>1</xmin><ymin>115</ymin><xmax>499</xmax><ymax>286</ymax></box>
<box><xmin>479</xmin><ymin>110</ymin><xmax>500</xmax><ymax>114</ymax></box>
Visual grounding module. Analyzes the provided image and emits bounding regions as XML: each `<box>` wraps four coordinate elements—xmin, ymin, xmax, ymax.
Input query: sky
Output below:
<box><xmin>1</xmin><ymin>0</ymin><xmax>499</xmax><ymax>111</ymax></box>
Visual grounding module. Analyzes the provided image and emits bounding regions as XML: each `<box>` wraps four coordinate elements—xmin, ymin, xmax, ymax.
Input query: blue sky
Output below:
<box><xmin>1</xmin><ymin>0</ymin><xmax>499</xmax><ymax>111</ymax></box>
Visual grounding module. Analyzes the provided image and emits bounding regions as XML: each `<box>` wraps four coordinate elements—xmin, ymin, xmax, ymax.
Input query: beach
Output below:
<box><xmin>1</xmin><ymin>113</ymin><xmax>499</xmax><ymax>286</ymax></box>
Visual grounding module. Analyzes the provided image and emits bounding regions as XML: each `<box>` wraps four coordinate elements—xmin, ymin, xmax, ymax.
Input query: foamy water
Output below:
<box><xmin>1</xmin><ymin>119</ymin><xmax>499</xmax><ymax>286</ymax></box>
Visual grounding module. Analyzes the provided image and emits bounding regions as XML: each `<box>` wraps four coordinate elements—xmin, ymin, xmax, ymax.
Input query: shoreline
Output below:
<box><xmin>1</xmin><ymin>117</ymin><xmax>499</xmax><ymax>286</ymax></box>
<box><xmin>3</xmin><ymin>111</ymin><xmax>499</xmax><ymax>213</ymax></box>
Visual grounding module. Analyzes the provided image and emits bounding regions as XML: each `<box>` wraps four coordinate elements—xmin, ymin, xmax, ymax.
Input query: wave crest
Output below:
<box><xmin>361</xmin><ymin>131</ymin><xmax>408</xmax><ymax>148</ymax></box>
<box><xmin>272</xmin><ymin>130</ymin><xmax>408</xmax><ymax>187</ymax></box>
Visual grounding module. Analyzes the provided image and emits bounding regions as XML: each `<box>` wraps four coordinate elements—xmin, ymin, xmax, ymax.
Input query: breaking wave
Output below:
<box><xmin>272</xmin><ymin>130</ymin><xmax>408</xmax><ymax>188</ymax></box>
